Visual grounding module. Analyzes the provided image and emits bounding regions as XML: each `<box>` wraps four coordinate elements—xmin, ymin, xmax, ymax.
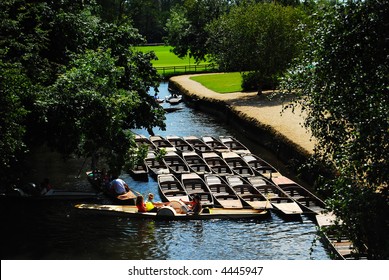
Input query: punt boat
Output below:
<box><xmin>201</xmin><ymin>152</ymin><xmax>234</xmax><ymax>176</ymax></box>
<box><xmin>144</xmin><ymin>151</ymin><xmax>170</xmax><ymax>179</ymax></box>
<box><xmin>134</xmin><ymin>134</ymin><xmax>155</xmax><ymax>151</ymax></box>
<box><xmin>181</xmin><ymin>173</ymin><xmax>214</xmax><ymax>207</ymax></box>
<box><xmin>166</xmin><ymin>135</ymin><xmax>194</xmax><ymax>153</ymax></box>
<box><xmin>157</xmin><ymin>174</ymin><xmax>190</xmax><ymax>203</ymax></box>
<box><xmin>149</xmin><ymin>135</ymin><xmax>176</xmax><ymax>151</ymax></box>
<box><xmin>221</xmin><ymin>152</ymin><xmax>255</xmax><ymax>177</ymax></box>
<box><xmin>225</xmin><ymin>175</ymin><xmax>272</xmax><ymax>209</ymax></box>
<box><xmin>202</xmin><ymin>136</ymin><xmax>230</xmax><ymax>154</ymax></box>
<box><xmin>74</xmin><ymin>203</ymin><xmax>269</xmax><ymax>220</ymax></box>
<box><xmin>163</xmin><ymin>151</ymin><xmax>191</xmax><ymax>176</ymax></box>
<box><xmin>219</xmin><ymin>136</ymin><xmax>251</xmax><ymax>154</ymax></box>
<box><xmin>204</xmin><ymin>174</ymin><xmax>244</xmax><ymax>209</ymax></box>
<box><xmin>241</xmin><ymin>153</ymin><xmax>281</xmax><ymax>179</ymax></box>
<box><xmin>246</xmin><ymin>176</ymin><xmax>303</xmax><ymax>217</ymax></box>
<box><xmin>272</xmin><ymin>176</ymin><xmax>326</xmax><ymax>215</ymax></box>
<box><xmin>183</xmin><ymin>136</ymin><xmax>213</xmax><ymax>154</ymax></box>
<box><xmin>316</xmin><ymin>212</ymin><xmax>368</xmax><ymax>260</ymax></box>
<box><xmin>182</xmin><ymin>151</ymin><xmax>212</xmax><ymax>175</ymax></box>
<box><xmin>128</xmin><ymin>162</ymin><xmax>149</xmax><ymax>181</ymax></box>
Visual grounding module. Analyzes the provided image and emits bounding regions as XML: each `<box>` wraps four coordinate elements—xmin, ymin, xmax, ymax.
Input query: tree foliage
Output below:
<box><xmin>280</xmin><ymin>0</ymin><xmax>388</xmax><ymax>259</ymax></box>
<box><xmin>0</xmin><ymin>0</ymin><xmax>165</xmax><ymax>186</ymax></box>
<box><xmin>164</xmin><ymin>0</ymin><xmax>231</xmax><ymax>62</ymax></box>
<box><xmin>207</xmin><ymin>2</ymin><xmax>306</xmax><ymax>92</ymax></box>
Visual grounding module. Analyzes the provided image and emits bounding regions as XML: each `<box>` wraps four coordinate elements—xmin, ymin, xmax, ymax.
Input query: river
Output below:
<box><xmin>1</xmin><ymin>82</ymin><xmax>331</xmax><ymax>260</ymax></box>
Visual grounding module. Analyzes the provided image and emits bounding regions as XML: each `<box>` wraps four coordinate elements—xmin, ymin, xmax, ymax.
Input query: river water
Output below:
<box><xmin>1</xmin><ymin>82</ymin><xmax>331</xmax><ymax>260</ymax></box>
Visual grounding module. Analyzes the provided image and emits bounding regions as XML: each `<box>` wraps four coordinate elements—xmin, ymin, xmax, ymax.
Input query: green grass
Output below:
<box><xmin>135</xmin><ymin>45</ymin><xmax>192</xmax><ymax>67</ymax></box>
<box><xmin>135</xmin><ymin>45</ymin><xmax>212</xmax><ymax>77</ymax></box>
<box><xmin>190</xmin><ymin>72</ymin><xmax>243</xmax><ymax>93</ymax></box>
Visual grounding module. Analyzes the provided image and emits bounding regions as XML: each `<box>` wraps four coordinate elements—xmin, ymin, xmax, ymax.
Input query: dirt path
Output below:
<box><xmin>170</xmin><ymin>74</ymin><xmax>315</xmax><ymax>155</ymax></box>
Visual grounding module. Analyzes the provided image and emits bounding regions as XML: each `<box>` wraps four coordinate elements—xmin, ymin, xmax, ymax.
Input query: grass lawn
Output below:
<box><xmin>135</xmin><ymin>45</ymin><xmax>192</xmax><ymax>67</ymax></box>
<box><xmin>190</xmin><ymin>72</ymin><xmax>243</xmax><ymax>93</ymax></box>
<box><xmin>135</xmin><ymin>45</ymin><xmax>212</xmax><ymax>76</ymax></box>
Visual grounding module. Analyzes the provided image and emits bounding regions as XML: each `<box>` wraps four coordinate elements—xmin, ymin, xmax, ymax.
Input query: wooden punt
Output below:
<box><xmin>181</xmin><ymin>173</ymin><xmax>214</xmax><ymax>207</ymax></box>
<box><xmin>157</xmin><ymin>174</ymin><xmax>190</xmax><ymax>202</ymax></box>
<box><xmin>128</xmin><ymin>162</ymin><xmax>149</xmax><ymax>181</ymax></box>
<box><xmin>166</xmin><ymin>135</ymin><xmax>194</xmax><ymax>153</ymax></box>
<box><xmin>316</xmin><ymin>212</ymin><xmax>368</xmax><ymax>260</ymax></box>
<box><xmin>202</xmin><ymin>136</ymin><xmax>230</xmax><ymax>154</ymax></box>
<box><xmin>163</xmin><ymin>151</ymin><xmax>191</xmax><ymax>176</ymax></box>
<box><xmin>144</xmin><ymin>151</ymin><xmax>170</xmax><ymax>179</ymax></box>
<box><xmin>272</xmin><ymin>176</ymin><xmax>326</xmax><ymax>215</ymax></box>
<box><xmin>201</xmin><ymin>152</ymin><xmax>234</xmax><ymax>176</ymax></box>
<box><xmin>241</xmin><ymin>153</ymin><xmax>281</xmax><ymax>179</ymax></box>
<box><xmin>74</xmin><ymin>203</ymin><xmax>270</xmax><ymax>220</ymax></box>
<box><xmin>183</xmin><ymin>135</ymin><xmax>213</xmax><ymax>154</ymax></box>
<box><xmin>182</xmin><ymin>151</ymin><xmax>212</xmax><ymax>175</ymax></box>
<box><xmin>246</xmin><ymin>176</ymin><xmax>303</xmax><ymax>217</ymax></box>
<box><xmin>219</xmin><ymin>136</ymin><xmax>251</xmax><ymax>154</ymax></box>
<box><xmin>204</xmin><ymin>174</ymin><xmax>244</xmax><ymax>209</ymax></box>
<box><xmin>134</xmin><ymin>134</ymin><xmax>155</xmax><ymax>151</ymax></box>
<box><xmin>225</xmin><ymin>175</ymin><xmax>272</xmax><ymax>210</ymax></box>
<box><xmin>221</xmin><ymin>152</ymin><xmax>255</xmax><ymax>177</ymax></box>
<box><xmin>149</xmin><ymin>135</ymin><xmax>176</xmax><ymax>151</ymax></box>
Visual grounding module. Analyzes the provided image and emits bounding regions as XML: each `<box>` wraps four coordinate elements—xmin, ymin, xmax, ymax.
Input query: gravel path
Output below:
<box><xmin>170</xmin><ymin>74</ymin><xmax>316</xmax><ymax>155</ymax></box>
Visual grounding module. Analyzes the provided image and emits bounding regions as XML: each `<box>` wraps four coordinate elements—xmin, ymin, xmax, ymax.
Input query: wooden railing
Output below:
<box><xmin>155</xmin><ymin>64</ymin><xmax>216</xmax><ymax>76</ymax></box>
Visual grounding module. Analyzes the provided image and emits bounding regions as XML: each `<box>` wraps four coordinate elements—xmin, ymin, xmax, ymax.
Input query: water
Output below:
<box><xmin>1</xmin><ymin>82</ymin><xmax>330</xmax><ymax>260</ymax></box>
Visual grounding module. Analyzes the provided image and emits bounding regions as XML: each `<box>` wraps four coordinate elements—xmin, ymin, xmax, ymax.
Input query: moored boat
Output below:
<box><xmin>204</xmin><ymin>174</ymin><xmax>243</xmax><ymax>209</ymax></box>
<box><xmin>272</xmin><ymin>176</ymin><xmax>326</xmax><ymax>215</ymax></box>
<box><xmin>149</xmin><ymin>135</ymin><xmax>176</xmax><ymax>151</ymax></box>
<box><xmin>128</xmin><ymin>162</ymin><xmax>149</xmax><ymax>181</ymax></box>
<box><xmin>74</xmin><ymin>203</ymin><xmax>269</xmax><ymax>220</ymax></box>
<box><xmin>225</xmin><ymin>175</ymin><xmax>272</xmax><ymax>209</ymax></box>
<box><xmin>202</xmin><ymin>136</ymin><xmax>230</xmax><ymax>154</ymax></box>
<box><xmin>201</xmin><ymin>152</ymin><xmax>234</xmax><ymax>176</ymax></box>
<box><xmin>241</xmin><ymin>153</ymin><xmax>281</xmax><ymax>179</ymax></box>
<box><xmin>246</xmin><ymin>176</ymin><xmax>303</xmax><ymax>217</ymax></box>
<box><xmin>163</xmin><ymin>151</ymin><xmax>191</xmax><ymax>176</ymax></box>
<box><xmin>157</xmin><ymin>174</ymin><xmax>190</xmax><ymax>203</ymax></box>
<box><xmin>165</xmin><ymin>94</ymin><xmax>182</xmax><ymax>105</ymax></box>
<box><xmin>183</xmin><ymin>136</ymin><xmax>213</xmax><ymax>153</ymax></box>
<box><xmin>144</xmin><ymin>151</ymin><xmax>170</xmax><ymax>179</ymax></box>
<box><xmin>181</xmin><ymin>173</ymin><xmax>214</xmax><ymax>207</ymax></box>
<box><xmin>219</xmin><ymin>136</ymin><xmax>251</xmax><ymax>154</ymax></box>
<box><xmin>166</xmin><ymin>135</ymin><xmax>194</xmax><ymax>153</ymax></box>
<box><xmin>221</xmin><ymin>151</ymin><xmax>255</xmax><ymax>177</ymax></box>
<box><xmin>182</xmin><ymin>151</ymin><xmax>212</xmax><ymax>175</ymax></box>
<box><xmin>134</xmin><ymin>134</ymin><xmax>155</xmax><ymax>151</ymax></box>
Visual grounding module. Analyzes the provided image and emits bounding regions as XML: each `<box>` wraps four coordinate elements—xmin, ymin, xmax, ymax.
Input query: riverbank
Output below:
<box><xmin>169</xmin><ymin>73</ymin><xmax>316</xmax><ymax>181</ymax></box>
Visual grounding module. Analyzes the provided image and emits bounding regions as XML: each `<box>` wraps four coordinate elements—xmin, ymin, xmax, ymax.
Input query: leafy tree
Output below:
<box><xmin>207</xmin><ymin>2</ymin><xmax>306</xmax><ymax>92</ymax></box>
<box><xmin>165</xmin><ymin>0</ymin><xmax>231</xmax><ymax>62</ymax></box>
<box><xmin>280</xmin><ymin>1</ymin><xmax>388</xmax><ymax>259</ymax></box>
<box><xmin>0</xmin><ymin>0</ymin><xmax>165</xmax><ymax>186</ymax></box>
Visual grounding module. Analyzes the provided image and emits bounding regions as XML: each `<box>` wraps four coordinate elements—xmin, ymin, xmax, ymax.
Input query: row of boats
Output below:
<box><xmin>81</xmin><ymin>134</ymin><xmax>367</xmax><ymax>259</ymax></box>
<box><xmin>130</xmin><ymin>134</ymin><xmax>326</xmax><ymax>219</ymax></box>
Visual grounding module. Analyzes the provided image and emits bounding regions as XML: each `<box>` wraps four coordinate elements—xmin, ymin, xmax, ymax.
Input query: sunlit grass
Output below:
<box><xmin>190</xmin><ymin>72</ymin><xmax>243</xmax><ymax>93</ymax></box>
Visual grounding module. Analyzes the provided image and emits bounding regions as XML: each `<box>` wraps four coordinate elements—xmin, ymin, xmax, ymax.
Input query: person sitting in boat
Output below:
<box><xmin>145</xmin><ymin>193</ymin><xmax>169</xmax><ymax>212</ymax></box>
<box><xmin>109</xmin><ymin>177</ymin><xmax>136</xmax><ymax>200</ymax></box>
<box><xmin>180</xmin><ymin>194</ymin><xmax>202</xmax><ymax>214</ymax></box>
<box><xmin>136</xmin><ymin>195</ymin><xmax>148</xmax><ymax>212</ymax></box>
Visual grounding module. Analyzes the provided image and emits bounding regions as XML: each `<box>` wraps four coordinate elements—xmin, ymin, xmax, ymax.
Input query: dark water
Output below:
<box><xmin>1</xmin><ymin>82</ymin><xmax>330</xmax><ymax>260</ymax></box>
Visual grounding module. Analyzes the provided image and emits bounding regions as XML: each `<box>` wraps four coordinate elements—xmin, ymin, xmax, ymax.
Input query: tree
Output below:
<box><xmin>280</xmin><ymin>1</ymin><xmax>389</xmax><ymax>259</ymax></box>
<box><xmin>207</xmin><ymin>2</ymin><xmax>306</xmax><ymax>92</ymax></box>
<box><xmin>0</xmin><ymin>0</ymin><xmax>165</xmax><ymax>186</ymax></box>
<box><xmin>165</xmin><ymin>0</ymin><xmax>231</xmax><ymax>62</ymax></box>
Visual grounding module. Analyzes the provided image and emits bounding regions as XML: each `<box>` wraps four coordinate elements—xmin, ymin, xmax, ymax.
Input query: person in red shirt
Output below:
<box><xmin>135</xmin><ymin>195</ymin><xmax>148</xmax><ymax>212</ymax></box>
